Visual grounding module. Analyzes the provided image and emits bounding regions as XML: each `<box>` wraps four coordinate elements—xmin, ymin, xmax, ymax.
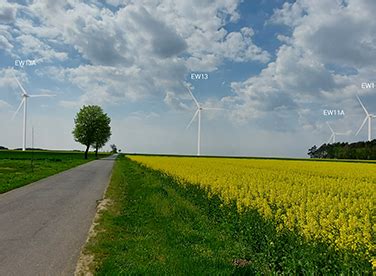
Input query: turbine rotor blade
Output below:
<box><xmin>12</xmin><ymin>98</ymin><xmax>25</xmax><ymax>120</ymax></box>
<box><xmin>326</xmin><ymin>122</ymin><xmax>334</xmax><ymax>133</ymax></box>
<box><xmin>334</xmin><ymin>128</ymin><xmax>352</xmax><ymax>135</ymax></box>
<box><xmin>28</xmin><ymin>94</ymin><xmax>56</xmax><ymax>98</ymax></box>
<box><xmin>12</xmin><ymin>71</ymin><xmax>28</xmax><ymax>96</ymax></box>
<box><xmin>357</xmin><ymin>95</ymin><xmax>369</xmax><ymax>115</ymax></box>
<box><xmin>186</xmin><ymin>109</ymin><xmax>199</xmax><ymax>129</ymax></box>
<box><xmin>356</xmin><ymin>116</ymin><xmax>368</xmax><ymax>136</ymax></box>
<box><xmin>202</xmin><ymin>107</ymin><xmax>225</xmax><ymax>111</ymax></box>
<box><xmin>182</xmin><ymin>82</ymin><xmax>200</xmax><ymax>108</ymax></box>
<box><xmin>327</xmin><ymin>134</ymin><xmax>334</xmax><ymax>144</ymax></box>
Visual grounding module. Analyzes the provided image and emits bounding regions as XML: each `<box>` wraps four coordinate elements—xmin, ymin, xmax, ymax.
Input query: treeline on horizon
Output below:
<box><xmin>308</xmin><ymin>140</ymin><xmax>376</xmax><ymax>160</ymax></box>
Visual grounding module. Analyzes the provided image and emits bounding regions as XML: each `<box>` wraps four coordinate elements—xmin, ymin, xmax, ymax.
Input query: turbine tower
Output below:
<box><xmin>326</xmin><ymin>122</ymin><xmax>350</xmax><ymax>144</ymax></box>
<box><xmin>356</xmin><ymin>95</ymin><xmax>376</xmax><ymax>141</ymax></box>
<box><xmin>12</xmin><ymin>72</ymin><xmax>55</xmax><ymax>151</ymax></box>
<box><xmin>182</xmin><ymin>82</ymin><xmax>223</xmax><ymax>156</ymax></box>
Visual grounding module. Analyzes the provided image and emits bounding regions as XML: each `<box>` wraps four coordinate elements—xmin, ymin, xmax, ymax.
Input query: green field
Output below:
<box><xmin>0</xmin><ymin>150</ymin><xmax>109</xmax><ymax>194</ymax></box>
<box><xmin>82</xmin><ymin>156</ymin><xmax>373</xmax><ymax>274</ymax></box>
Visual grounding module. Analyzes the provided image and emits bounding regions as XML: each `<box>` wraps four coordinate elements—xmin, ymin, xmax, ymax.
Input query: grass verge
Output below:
<box><xmin>84</xmin><ymin>156</ymin><xmax>372</xmax><ymax>274</ymax></box>
<box><xmin>0</xmin><ymin>150</ymin><xmax>109</xmax><ymax>194</ymax></box>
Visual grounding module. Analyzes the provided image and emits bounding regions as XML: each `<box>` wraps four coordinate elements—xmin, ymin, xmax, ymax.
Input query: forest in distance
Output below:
<box><xmin>308</xmin><ymin>140</ymin><xmax>376</xmax><ymax>160</ymax></box>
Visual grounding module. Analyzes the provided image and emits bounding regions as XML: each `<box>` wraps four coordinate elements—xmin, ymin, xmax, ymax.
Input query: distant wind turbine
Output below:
<box><xmin>182</xmin><ymin>82</ymin><xmax>223</xmax><ymax>156</ymax></box>
<box><xmin>326</xmin><ymin>122</ymin><xmax>350</xmax><ymax>144</ymax></box>
<box><xmin>355</xmin><ymin>95</ymin><xmax>376</xmax><ymax>141</ymax></box>
<box><xmin>12</xmin><ymin>72</ymin><xmax>55</xmax><ymax>151</ymax></box>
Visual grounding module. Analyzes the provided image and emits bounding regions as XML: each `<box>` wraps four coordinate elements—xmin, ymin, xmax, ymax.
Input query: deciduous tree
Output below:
<box><xmin>72</xmin><ymin>105</ymin><xmax>111</xmax><ymax>159</ymax></box>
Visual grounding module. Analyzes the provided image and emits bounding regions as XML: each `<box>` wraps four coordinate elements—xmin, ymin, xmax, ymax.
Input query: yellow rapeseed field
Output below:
<box><xmin>129</xmin><ymin>156</ymin><xmax>375</xmax><ymax>264</ymax></box>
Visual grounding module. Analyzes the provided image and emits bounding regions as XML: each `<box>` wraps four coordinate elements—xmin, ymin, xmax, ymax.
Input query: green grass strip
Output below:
<box><xmin>0</xmin><ymin>151</ymin><xmax>109</xmax><ymax>194</ymax></box>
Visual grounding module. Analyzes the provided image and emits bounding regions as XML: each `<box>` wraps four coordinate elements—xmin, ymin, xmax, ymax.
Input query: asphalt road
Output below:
<box><xmin>0</xmin><ymin>155</ymin><xmax>117</xmax><ymax>275</ymax></box>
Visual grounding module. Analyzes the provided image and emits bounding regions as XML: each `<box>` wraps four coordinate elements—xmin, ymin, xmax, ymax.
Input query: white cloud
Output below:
<box><xmin>14</xmin><ymin>18</ymin><xmax>62</xmax><ymax>40</ymax></box>
<box><xmin>0</xmin><ymin>25</ymin><xmax>14</xmax><ymax>52</ymax></box>
<box><xmin>15</xmin><ymin>34</ymin><xmax>68</xmax><ymax>62</ymax></box>
<box><xmin>0</xmin><ymin>34</ymin><xmax>12</xmax><ymax>51</ymax></box>
<box><xmin>227</xmin><ymin>0</ymin><xmax>376</xmax><ymax>131</ymax></box>
<box><xmin>269</xmin><ymin>0</ymin><xmax>376</xmax><ymax>69</ymax></box>
<box><xmin>269</xmin><ymin>1</ymin><xmax>307</xmax><ymax>27</ymax></box>
<box><xmin>219</xmin><ymin>27</ymin><xmax>270</xmax><ymax>63</ymax></box>
<box><xmin>0</xmin><ymin>1</ymin><xmax>18</xmax><ymax>24</ymax></box>
<box><xmin>6</xmin><ymin>0</ymin><xmax>269</xmax><ymax>108</ymax></box>
<box><xmin>125</xmin><ymin>6</ymin><xmax>187</xmax><ymax>58</ymax></box>
<box><xmin>164</xmin><ymin>91</ymin><xmax>190</xmax><ymax>111</ymax></box>
<box><xmin>0</xmin><ymin>67</ymin><xmax>28</xmax><ymax>92</ymax></box>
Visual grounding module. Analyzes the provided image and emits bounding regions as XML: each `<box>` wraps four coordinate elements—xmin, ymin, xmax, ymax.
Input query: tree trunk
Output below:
<box><xmin>95</xmin><ymin>146</ymin><xmax>98</xmax><ymax>158</ymax></box>
<box><xmin>84</xmin><ymin>144</ymin><xmax>90</xmax><ymax>159</ymax></box>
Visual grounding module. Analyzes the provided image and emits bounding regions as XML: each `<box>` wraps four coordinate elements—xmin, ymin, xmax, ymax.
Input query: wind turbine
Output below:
<box><xmin>12</xmin><ymin>72</ymin><xmax>55</xmax><ymax>151</ymax></box>
<box><xmin>326</xmin><ymin>122</ymin><xmax>350</xmax><ymax>144</ymax></box>
<box><xmin>182</xmin><ymin>82</ymin><xmax>223</xmax><ymax>156</ymax></box>
<box><xmin>355</xmin><ymin>95</ymin><xmax>376</xmax><ymax>141</ymax></box>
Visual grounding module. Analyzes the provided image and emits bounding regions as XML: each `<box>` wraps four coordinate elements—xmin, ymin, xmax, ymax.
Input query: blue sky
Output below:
<box><xmin>0</xmin><ymin>0</ymin><xmax>376</xmax><ymax>156</ymax></box>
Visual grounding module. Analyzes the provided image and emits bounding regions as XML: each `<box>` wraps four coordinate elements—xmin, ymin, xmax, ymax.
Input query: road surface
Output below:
<box><xmin>0</xmin><ymin>155</ymin><xmax>117</xmax><ymax>275</ymax></box>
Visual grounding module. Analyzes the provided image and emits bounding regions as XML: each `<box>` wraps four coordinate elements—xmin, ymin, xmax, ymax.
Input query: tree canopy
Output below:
<box><xmin>308</xmin><ymin>140</ymin><xmax>376</xmax><ymax>160</ymax></box>
<box><xmin>110</xmin><ymin>144</ymin><xmax>117</xmax><ymax>153</ymax></box>
<box><xmin>72</xmin><ymin>105</ymin><xmax>111</xmax><ymax>159</ymax></box>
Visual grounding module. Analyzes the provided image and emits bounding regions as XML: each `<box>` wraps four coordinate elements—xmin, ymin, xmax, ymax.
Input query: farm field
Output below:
<box><xmin>0</xmin><ymin>150</ymin><xmax>109</xmax><ymax>194</ymax></box>
<box><xmin>83</xmin><ymin>155</ymin><xmax>375</xmax><ymax>274</ymax></box>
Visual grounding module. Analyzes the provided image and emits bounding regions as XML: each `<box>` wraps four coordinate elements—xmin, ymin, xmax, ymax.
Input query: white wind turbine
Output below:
<box><xmin>356</xmin><ymin>95</ymin><xmax>376</xmax><ymax>141</ymax></box>
<box><xmin>183</xmin><ymin>82</ymin><xmax>223</xmax><ymax>156</ymax></box>
<box><xmin>326</xmin><ymin>122</ymin><xmax>350</xmax><ymax>144</ymax></box>
<box><xmin>12</xmin><ymin>72</ymin><xmax>55</xmax><ymax>151</ymax></box>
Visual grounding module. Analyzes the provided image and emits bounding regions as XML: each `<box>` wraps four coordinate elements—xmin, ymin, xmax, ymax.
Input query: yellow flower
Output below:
<box><xmin>129</xmin><ymin>155</ymin><xmax>376</xmax><ymax>261</ymax></box>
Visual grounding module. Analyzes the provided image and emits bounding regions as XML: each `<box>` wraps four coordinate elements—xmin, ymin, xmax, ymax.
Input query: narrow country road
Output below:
<box><xmin>0</xmin><ymin>155</ymin><xmax>117</xmax><ymax>276</ymax></box>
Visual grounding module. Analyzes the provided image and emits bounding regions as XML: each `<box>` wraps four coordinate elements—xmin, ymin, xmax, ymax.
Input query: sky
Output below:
<box><xmin>0</xmin><ymin>0</ymin><xmax>376</xmax><ymax>157</ymax></box>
